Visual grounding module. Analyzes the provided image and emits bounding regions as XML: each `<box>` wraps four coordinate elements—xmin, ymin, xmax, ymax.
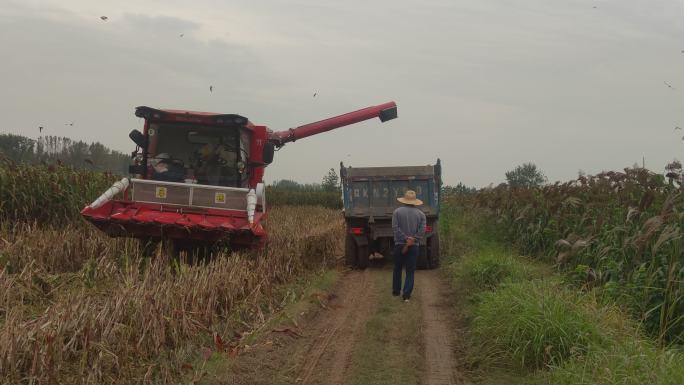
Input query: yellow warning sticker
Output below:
<box><xmin>155</xmin><ymin>187</ymin><xmax>167</xmax><ymax>199</ymax></box>
<box><xmin>215</xmin><ymin>192</ymin><xmax>226</xmax><ymax>204</ymax></box>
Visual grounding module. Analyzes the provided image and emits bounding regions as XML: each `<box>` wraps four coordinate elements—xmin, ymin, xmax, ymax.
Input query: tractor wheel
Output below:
<box><xmin>416</xmin><ymin>244</ymin><xmax>429</xmax><ymax>270</ymax></box>
<box><xmin>356</xmin><ymin>244</ymin><xmax>369</xmax><ymax>269</ymax></box>
<box><xmin>428</xmin><ymin>233</ymin><xmax>441</xmax><ymax>269</ymax></box>
<box><xmin>344</xmin><ymin>235</ymin><xmax>357</xmax><ymax>268</ymax></box>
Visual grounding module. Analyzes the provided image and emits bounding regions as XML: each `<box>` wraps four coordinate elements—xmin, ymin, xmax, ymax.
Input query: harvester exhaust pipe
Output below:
<box><xmin>270</xmin><ymin>101</ymin><xmax>397</xmax><ymax>147</ymax></box>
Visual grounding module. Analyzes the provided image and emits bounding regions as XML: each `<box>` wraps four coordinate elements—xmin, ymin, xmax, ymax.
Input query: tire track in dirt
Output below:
<box><xmin>416</xmin><ymin>270</ymin><xmax>466</xmax><ymax>385</ymax></box>
<box><xmin>228</xmin><ymin>268</ymin><xmax>464</xmax><ymax>385</ymax></box>
<box><xmin>297</xmin><ymin>269</ymin><xmax>377</xmax><ymax>385</ymax></box>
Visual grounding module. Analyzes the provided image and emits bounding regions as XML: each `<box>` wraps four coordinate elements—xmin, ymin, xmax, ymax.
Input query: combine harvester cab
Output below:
<box><xmin>81</xmin><ymin>102</ymin><xmax>397</xmax><ymax>254</ymax></box>
<box><xmin>340</xmin><ymin>160</ymin><xmax>442</xmax><ymax>269</ymax></box>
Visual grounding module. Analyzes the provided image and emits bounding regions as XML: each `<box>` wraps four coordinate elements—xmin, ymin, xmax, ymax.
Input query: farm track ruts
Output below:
<box><xmin>297</xmin><ymin>269</ymin><xmax>377</xmax><ymax>385</ymax></box>
<box><xmin>290</xmin><ymin>268</ymin><xmax>463</xmax><ymax>385</ymax></box>
<box><xmin>417</xmin><ymin>271</ymin><xmax>467</xmax><ymax>385</ymax></box>
<box><xmin>181</xmin><ymin>266</ymin><xmax>463</xmax><ymax>384</ymax></box>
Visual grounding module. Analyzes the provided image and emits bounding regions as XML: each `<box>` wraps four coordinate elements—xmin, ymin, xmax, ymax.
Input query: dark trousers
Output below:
<box><xmin>392</xmin><ymin>244</ymin><xmax>418</xmax><ymax>298</ymax></box>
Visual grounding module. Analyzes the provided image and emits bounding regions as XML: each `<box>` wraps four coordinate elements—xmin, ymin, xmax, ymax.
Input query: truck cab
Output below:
<box><xmin>340</xmin><ymin>160</ymin><xmax>442</xmax><ymax>269</ymax></box>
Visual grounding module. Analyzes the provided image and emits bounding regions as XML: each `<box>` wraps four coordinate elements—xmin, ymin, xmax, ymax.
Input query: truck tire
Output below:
<box><xmin>356</xmin><ymin>244</ymin><xmax>369</xmax><ymax>269</ymax></box>
<box><xmin>345</xmin><ymin>235</ymin><xmax>357</xmax><ymax>267</ymax></box>
<box><xmin>416</xmin><ymin>245</ymin><xmax>429</xmax><ymax>270</ymax></box>
<box><xmin>428</xmin><ymin>233</ymin><xmax>441</xmax><ymax>269</ymax></box>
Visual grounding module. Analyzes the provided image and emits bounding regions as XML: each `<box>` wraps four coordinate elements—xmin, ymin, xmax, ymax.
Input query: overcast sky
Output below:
<box><xmin>1</xmin><ymin>0</ymin><xmax>683</xmax><ymax>186</ymax></box>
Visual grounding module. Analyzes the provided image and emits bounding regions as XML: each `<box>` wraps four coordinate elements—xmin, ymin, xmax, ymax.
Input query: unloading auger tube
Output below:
<box><xmin>268</xmin><ymin>101</ymin><xmax>397</xmax><ymax>148</ymax></box>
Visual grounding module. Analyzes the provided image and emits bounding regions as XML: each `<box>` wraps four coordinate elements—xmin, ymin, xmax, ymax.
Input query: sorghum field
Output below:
<box><xmin>437</xmin><ymin>166</ymin><xmax>684</xmax><ymax>384</ymax></box>
<box><xmin>471</xmin><ymin>166</ymin><xmax>684</xmax><ymax>344</ymax></box>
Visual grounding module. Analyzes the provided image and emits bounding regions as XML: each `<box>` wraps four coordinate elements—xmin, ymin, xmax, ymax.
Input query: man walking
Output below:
<box><xmin>392</xmin><ymin>190</ymin><xmax>426</xmax><ymax>302</ymax></box>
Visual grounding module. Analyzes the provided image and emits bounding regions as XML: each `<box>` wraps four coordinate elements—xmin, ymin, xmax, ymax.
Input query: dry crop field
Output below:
<box><xmin>0</xmin><ymin>163</ymin><xmax>343</xmax><ymax>385</ymax></box>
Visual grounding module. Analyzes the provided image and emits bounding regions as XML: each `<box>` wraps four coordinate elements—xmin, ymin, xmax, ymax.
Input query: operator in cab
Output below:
<box><xmin>391</xmin><ymin>190</ymin><xmax>426</xmax><ymax>302</ymax></box>
<box><xmin>150</xmin><ymin>153</ymin><xmax>185</xmax><ymax>182</ymax></box>
<box><xmin>194</xmin><ymin>142</ymin><xmax>238</xmax><ymax>186</ymax></box>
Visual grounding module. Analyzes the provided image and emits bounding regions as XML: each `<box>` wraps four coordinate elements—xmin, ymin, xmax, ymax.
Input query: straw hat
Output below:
<box><xmin>397</xmin><ymin>190</ymin><xmax>423</xmax><ymax>206</ymax></box>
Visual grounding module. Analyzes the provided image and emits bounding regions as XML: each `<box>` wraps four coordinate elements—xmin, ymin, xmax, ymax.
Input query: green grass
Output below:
<box><xmin>470</xmin><ymin>280</ymin><xmax>608</xmax><ymax>370</ymax></box>
<box><xmin>529</xmin><ymin>339</ymin><xmax>684</xmax><ymax>385</ymax></box>
<box><xmin>452</xmin><ymin>250</ymin><xmax>544</xmax><ymax>293</ymax></box>
<box><xmin>348</xmin><ymin>271</ymin><xmax>424</xmax><ymax>385</ymax></box>
<box><xmin>440</xmin><ymin>201</ymin><xmax>684</xmax><ymax>384</ymax></box>
<box><xmin>442</xmin><ymin>201</ymin><xmax>548</xmax><ymax>295</ymax></box>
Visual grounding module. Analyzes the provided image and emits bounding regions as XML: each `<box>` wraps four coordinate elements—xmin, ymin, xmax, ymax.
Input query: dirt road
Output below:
<box><xmin>416</xmin><ymin>272</ymin><xmax>465</xmax><ymax>385</ymax></box>
<box><xmin>297</xmin><ymin>270</ymin><xmax>378</xmax><ymax>385</ymax></box>
<box><xmin>215</xmin><ymin>267</ymin><xmax>464</xmax><ymax>385</ymax></box>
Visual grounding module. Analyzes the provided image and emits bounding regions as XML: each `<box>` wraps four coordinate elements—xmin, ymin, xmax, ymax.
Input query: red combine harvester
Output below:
<box><xmin>81</xmin><ymin>102</ymin><xmax>398</xmax><ymax>255</ymax></box>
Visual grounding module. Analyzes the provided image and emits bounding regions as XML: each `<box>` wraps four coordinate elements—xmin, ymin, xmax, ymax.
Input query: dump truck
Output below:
<box><xmin>340</xmin><ymin>160</ymin><xmax>442</xmax><ymax>269</ymax></box>
<box><xmin>81</xmin><ymin>102</ymin><xmax>398</xmax><ymax>256</ymax></box>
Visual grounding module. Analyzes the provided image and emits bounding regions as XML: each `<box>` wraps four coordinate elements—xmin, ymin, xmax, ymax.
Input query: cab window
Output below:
<box><xmin>148</xmin><ymin>123</ymin><xmax>249</xmax><ymax>187</ymax></box>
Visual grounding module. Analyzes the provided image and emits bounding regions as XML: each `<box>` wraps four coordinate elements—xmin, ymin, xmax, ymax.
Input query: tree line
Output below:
<box><xmin>271</xmin><ymin>168</ymin><xmax>340</xmax><ymax>192</ymax></box>
<box><xmin>0</xmin><ymin>133</ymin><xmax>131</xmax><ymax>174</ymax></box>
<box><xmin>8</xmin><ymin>132</ymin><xmax>564</xmax><ymax>195</ymax></box>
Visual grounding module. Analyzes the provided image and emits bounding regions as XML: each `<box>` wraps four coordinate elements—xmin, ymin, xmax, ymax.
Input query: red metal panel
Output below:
<box><xmin>249</xmin><ymin>126</ymin><xmax>268</xmax><ymax>187</ymax></box>
<box><xmin>80</xmin><ymin>202</ymin><xmax>113</xmax><ymax>220</ymax></box>
<box><xmin>250</xmin><ymin>126</ymin><xmax>267</xmax><ymax>164</ymax></box>
<box><xmin>110</xmin><ymin>210</ymin><xmax>133</xmax><ymax>221</ymax></box>
<box><xmin>132</xmin><ymin>210</ymin><xmax>161</xmax><ymax>223</ymax></box>
<box><xmin>154</xmin><ymin>212</ymin><xmax>180</xmax><ymax>225</ymax></box>
<box><xmin>138</xmin><ymin>107</ymin><xmax>255</xmax><ymax>130</ymax></box>
<box><xmin>250</xmin><ymin>167</ymin><xmax>265</xmax><ymax>189</ymax></box>
<box><xmin>196</xmin><ymin>216</ymin><xmax>217</xmax><ymax>229</ymax></box>
<box><xmin>219</xmin><ymin>219</ymin><xmax>236</xmax><ymax>231</ymax></box>
<box><xmin>175</xmin><ymin>215</ymin><xmax>193</xmax><ymax>227</ymax></box>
